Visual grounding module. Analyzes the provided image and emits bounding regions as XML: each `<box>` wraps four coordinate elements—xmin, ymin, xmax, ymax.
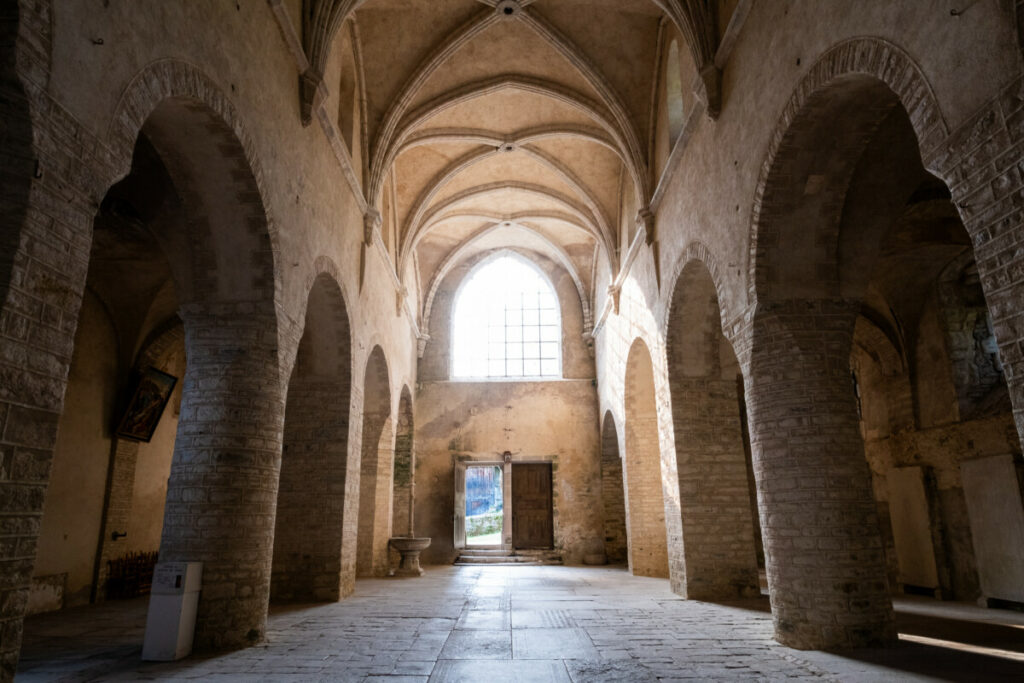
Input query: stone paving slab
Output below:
<box><xmin>17</xmin><ymin>565</ymin><xmax>1024</xmax><ymax>681</ymax></box>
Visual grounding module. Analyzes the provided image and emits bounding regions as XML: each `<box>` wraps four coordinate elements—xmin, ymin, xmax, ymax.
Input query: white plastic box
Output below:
<box><xmin>141</xmin><ymin>562</ymin><xmax>203</xmax><ymax>661</ymax></box>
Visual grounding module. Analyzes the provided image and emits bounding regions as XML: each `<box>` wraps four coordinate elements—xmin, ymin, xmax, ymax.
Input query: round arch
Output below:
<box><xmin>748</xmin><ymin>38</ymin><xmax>948</xmax><ymax>306</ymax></box>
<box><xmin>623</xmin><ymin>337</ymin><xmax>669</xmax><ymax>578</ymax></box>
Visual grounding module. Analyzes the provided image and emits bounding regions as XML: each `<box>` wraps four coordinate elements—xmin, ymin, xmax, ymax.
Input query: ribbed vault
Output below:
<box><xmin>300</xmin><ymin>0</ymin><xmax>722</xmax><ymax>338</ymax></box>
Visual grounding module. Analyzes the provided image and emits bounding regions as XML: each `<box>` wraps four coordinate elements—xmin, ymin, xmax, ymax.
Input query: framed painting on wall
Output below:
<box><xmin>116</xmin><ymin>367</ymin><xmax>178</xmax><ymax>442</ymax></box>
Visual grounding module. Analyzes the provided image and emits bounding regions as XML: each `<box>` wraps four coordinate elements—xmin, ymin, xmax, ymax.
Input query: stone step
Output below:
<box><xmin>454</xmin><ymin>549</ymin><xmax>563</xmax><ymax>566</ymax></box>
<box><xmin>460</xmin><ymin>548</ymin><xmax>514</xmax><ymax>556</ymax></box>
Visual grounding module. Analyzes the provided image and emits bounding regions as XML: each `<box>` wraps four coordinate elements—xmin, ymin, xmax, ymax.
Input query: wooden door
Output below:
<box><xmin>512</xmin><ymin>463</ymin><xmax>553</xmax><ymax>548</ymax></box>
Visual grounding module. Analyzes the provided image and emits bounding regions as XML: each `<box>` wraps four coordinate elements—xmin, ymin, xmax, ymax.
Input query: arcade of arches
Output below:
<box><xmin>3</xmin><ymin>0</ymin><xmax>1024</xmax><ymax>678</ymax></box>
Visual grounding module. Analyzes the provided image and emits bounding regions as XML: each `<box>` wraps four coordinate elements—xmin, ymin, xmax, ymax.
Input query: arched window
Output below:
<box><xmin>452</xmin><ymin>253</ymin><xmax>561</xmax><ymax>379</ymax></box>
<box><xmin>666</xmin><ymin>39</ymin><xmax>684</xmax><ymax>144</ymax></box>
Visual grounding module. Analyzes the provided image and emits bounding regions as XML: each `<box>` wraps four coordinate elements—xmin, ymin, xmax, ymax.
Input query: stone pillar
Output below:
<box><xmin>931</xmin><ymin>76</ymin><xmax>1024</xmax><ymax>451</ymax></box>
<box><xmin>741</xmin><ymin>300</ymin><xmax>894</xmax><ymax>650</ymax></box>
<box><xmin>271</xmin><ymin>379</ymin><xmax>348</xmax><ymax>602</ymax></box>
<box><xmin>672</xmin><ymin>376</ymin><xmax>760</xmax><ymax>600</ymax></box>
<box><xmin>391</xmin><ymin>428</ymin><xmax>413</xmax><ymax>537</ymax></box>
<box><xmin>0</xmin><ymin>90</ymin><xmax>96</xmax><ymax>680</ymax></box>
<box><xmin>157</xmin><ymin>303</ymin><xmax>284</xmax><ymax>650</ymax></box>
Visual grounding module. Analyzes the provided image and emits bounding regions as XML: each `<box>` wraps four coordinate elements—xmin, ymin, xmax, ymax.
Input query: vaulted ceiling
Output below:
<box><xmin>294</xmin><ymin>0</ymin><xmax>728</xmax><ymax>334</ymax></box>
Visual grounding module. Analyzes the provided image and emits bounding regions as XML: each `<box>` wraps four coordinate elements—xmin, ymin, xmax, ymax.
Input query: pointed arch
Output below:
<box><xmin>421</xmin><ymin>222</ymin><xmax>592</xmax><ymax>339</ymax></box>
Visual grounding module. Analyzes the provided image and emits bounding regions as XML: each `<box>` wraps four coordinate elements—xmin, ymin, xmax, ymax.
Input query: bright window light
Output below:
<box><xmin>452</xmin><ymin>253</ymin><xmax>561</xmax><ymax>379</ymax></box>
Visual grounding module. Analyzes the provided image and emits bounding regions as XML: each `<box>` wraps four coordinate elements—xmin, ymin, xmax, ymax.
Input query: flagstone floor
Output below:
<box><xmin>17</xmin><ymin>565</ymin><xmax>1024</xmax><ymax>681</ymax></box>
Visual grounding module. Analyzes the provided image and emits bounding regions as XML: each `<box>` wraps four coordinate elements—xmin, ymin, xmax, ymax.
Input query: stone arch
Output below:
<box><xmin>665</xmin><ymin>258</ymin><xmax>760</xmax><ymax>600</ymax></box>
<box><xmin>105</xmin><ymin>59</ymin><xmax>280</xmax><ymax>310</ymax></box>
<box><xmin>135</xmin><ymin>318</ymin><xmax>186</xmax><ymax>371</ymax></box>
<box><xmin>661</xmin><ymin>241</ymin><xmax>732</xmax><ymax>329</ymax></box>
<box><xmin>738</xmin><ymin>38</ymin><xmax>960</xmax><ymax>650</ymax></box>
<box><xmin>600</xmin><ymin>411</ymin><xmax>628</xmax><ymax>564</ymax></box>
<box><xmin>623</xmin><ymin>338</ymin><xmax>669</xmax><ymax>578</ymax></box>
<box><xmin>271</xmin><ymin>272</ymin><xmax>353</xmax><ymax>602</ymax></box>
<box><xmin>392</xmin><ymin>386</ymin><xmax>415</xmax><ymax>538</ymax></box>
<box><xmin>749</xmin><ymin>37</ymin><xmax>948</xmax><ymax>305</ymax></box>
<box><xmin>94</xmin><ymin>62</ymin><xmax>288</xmax><ymax>650</ymax></box>
<box><xmin>357</xmin><ymin>345</ymin><xmax>394</xmax><ymax>577</ymax></box>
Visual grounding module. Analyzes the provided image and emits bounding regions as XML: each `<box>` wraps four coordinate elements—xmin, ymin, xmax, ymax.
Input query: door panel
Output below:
<box><xmin>512</xmin><ymin>463</ymin><xmax>553</xmax><ymax>548</ymax></box>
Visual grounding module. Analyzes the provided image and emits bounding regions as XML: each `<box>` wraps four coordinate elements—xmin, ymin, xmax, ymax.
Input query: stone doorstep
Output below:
<box><xmin>454</xmin><ymin>549</ymin><xmax>564</xmax><ymax>565</ymax></box>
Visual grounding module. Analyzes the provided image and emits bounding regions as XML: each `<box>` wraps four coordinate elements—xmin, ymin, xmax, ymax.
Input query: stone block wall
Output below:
<box><xmin>670</xmin><ymin>376</ymin><xmax>759</xmax><ymax>599</ymax></box>
<box><xmin>740</xmin><ymin>301</ymin><xmax>894</xmax><ymax>650</ymax></box>
<box><xmin>599</xmin><ymin>416</ymin><xmax>627</xmax><ymax>564</ymax></box>
<box><xmin>158</xmin><ymin>305</ymin><xmax>285</xmax><ymax>650</ymax></box>
<box><xmin>272</xmin><ymin>379</ymin><xmax>349</xmax><ymax>602</ymax></box>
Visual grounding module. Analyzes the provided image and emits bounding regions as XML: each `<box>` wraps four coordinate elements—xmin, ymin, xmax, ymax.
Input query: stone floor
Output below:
<box><xmin>17</xmin><ymin>565</ymin><xmax>1024</xmax><ymax>681</ymax></box>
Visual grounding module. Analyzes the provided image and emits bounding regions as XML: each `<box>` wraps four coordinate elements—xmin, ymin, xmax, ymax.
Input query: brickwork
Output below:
<box><xmin>739</xmin><ymin>301</ymin><xmax>894</xmax><ymax>649</ymax></box>
<box><xmin>599</xmin><ymin>413</ymin><xmax>627</xmax><ymax>564</ymax></box>
<box><xmin>749</xmin><ymin>39</ymin><xmax>948</xmax><ymax>305</ymax></box>
<box><xmin>104</xmin><ymin>60</ymin><xmax>282</xmax><ymax>306</ymax></box>
<box><xmin>158</xmin><ymin>305</ymin><xmax>284</xmax><ymax>650</ymax></box>
<box><xmin>928</xmin><ymin>75</ymin><xmax>1024</xmax><ymax>449</ymax></box>
<box><xmin>272</xmin><ymin>380</ymin><xmax>348</xmax><ymax>601</ymax></box>
<box><xmin>272</xmin><ymin>272</ymin><xmax>351</xmax><ymax>602</ymax></box>
<box><xmin>623</xmin><ymin>339</ymin><xmax>669</xmax><ymax>578</ymax></box>
<box><xmin>356</xmin><ymin>347</ymin><xmax>393</xmax><ymax>578</ymax></box>
<box><xmin>670</xmin><ymin>377</ymin><xmax>760</xmax><ymax>597</ymax></box>
<box><xmin>392</xmin><ymin>389</ymin><xmax>414</xmax><ymax>537</ymax></box>
<box><xmin>0</xmin><ymin>12</ymin><xmax>102</xmax><ymax>673</ymax></box>
<box><xmin>666</xmin><ymin>259</ymin><xmax>759</xmax><ymax>600</ymax></box>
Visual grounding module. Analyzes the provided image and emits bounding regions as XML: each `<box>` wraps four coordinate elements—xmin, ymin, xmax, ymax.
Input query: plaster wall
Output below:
<box><xmin>124</xmin><ymin>358</ymin><xmax>180</xmax><ymax>556</ymax></box>
<box><xmin>415</xmin><ymin>245</ymin><xmax>600</xmax><ymax>564</ymax></box>
<box><xmin>415</xmin><ymin>379</ymin><xmax>602</xmax><ymax>565</ymax></box>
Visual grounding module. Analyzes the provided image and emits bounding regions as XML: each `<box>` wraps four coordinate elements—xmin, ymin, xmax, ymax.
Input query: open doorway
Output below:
<box><xmin>465</xmin><ymin>465</ymin><xmax>504</xmax><ymax>547</ymax></box>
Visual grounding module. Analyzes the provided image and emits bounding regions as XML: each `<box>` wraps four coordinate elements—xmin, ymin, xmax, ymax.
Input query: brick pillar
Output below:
<box><xmin>356</xmin><ymin>416</ymin><xmax>393</xmax><ymax>577</ymax></box>
<box><xmin>271</xmin><ymin>379</ymin><xmax>348</xmax><ymax>602</ymax></box>
<box><xmin>671</xmin><ymin>376</ymin><xmax>760</xmax><ymax>599</ymax></box>
<box><xmin>392</xmin><ymin>429</ymin><xmax>413</xmax><ymax>537</ymax></box>
<box><xmin>742</xmin><ymin>300</ymin><xmax>894</xmax><ymax>650</ymax></box>
<box><xmin>157</xmin><ymin>303</ymin><xmax>283</xmax><ymax>650</ymax></box>
<box><xmin>0</xmin><ymin>87</ymin><xmax>95</xmax><ymax>680</ymax></box>
<box><xmin>623</xmin><ymin>342</ymin><xmax>670</xmax><ymax>578</ymax></box>
<box><xmin>932</xmin><ymin>77</ymin><xmax>1024</xmax><ymax>450</ymax></box>
<box><xmin>600</xmin><ymin>418</ymin><xmax>627</xmax><ymax>564</ymax></box>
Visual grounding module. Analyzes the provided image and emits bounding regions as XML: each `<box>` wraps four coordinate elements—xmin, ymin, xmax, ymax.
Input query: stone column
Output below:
<box><xmin>671</xmin><ymin>376</ymin><xmax>760</xmax><ymax>600</ymax></box>
<box><xmin>931</xmin><ymin>76</ymin><xmax>1024</xmax><ymax>452</ymax></box>
<box><xmin>157</xmin><ymin>303</ymin><xmax>284</xmax><ymax>650</ymax></box>
<box><xmin>272</xmin><ymin>378</ymin><xmax>348</xmax><ymax>602</ymax></box>
<box><xmin>0</xmin><ymin>87</ymin><xmax>97</xmax><ymax>679</ymax></box>
<box><xmin>740</xmin><ymin>300</ymin><xmax>894</xmax><ymax>650</ymax></box>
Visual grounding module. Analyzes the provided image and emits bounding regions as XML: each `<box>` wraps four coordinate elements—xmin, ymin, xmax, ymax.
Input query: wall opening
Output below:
<box><xmin>465</xmin><ymin>465</ymin><xmax>504</xmax><ymax>546</ymax></box>
<box><xmin>357</xmin><ymin>346</ymin><xmax>394</xmax><ymax>578</ymax></box>
<box><xmin>451</xmin><ymin>252</ymin><xmax>561</xmax><ymax>379</ymax></box>
<box><xmin>666</xmin><ymin>260</ymin><xmax>761</xmax><ymax>600</ymax></box>
<box><xmin>600</xmin><ymin>413</ymin><xmax>628</xmax><ymax>564</ymax></box>
<box><xmin>271</xmin><ymin>272</ymin><xmax>352</xmax><ymax>602</ymax></box>
<box><xmin>623</xmin><ymin>339</ymin><xmax>669</xmax><ymax>578</ymax></box>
